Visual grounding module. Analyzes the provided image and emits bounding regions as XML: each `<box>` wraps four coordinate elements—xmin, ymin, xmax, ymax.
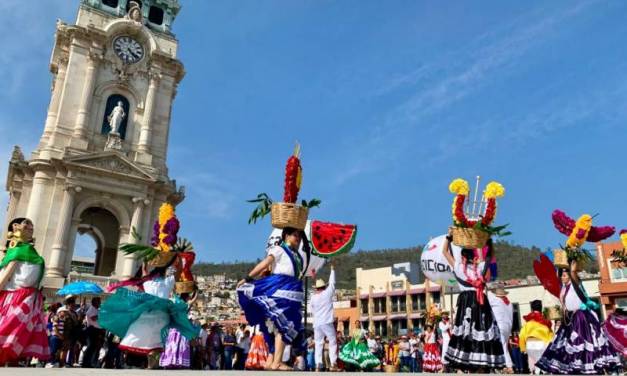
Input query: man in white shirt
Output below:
<box><xmin>311</xmin><ymin>264</ymin><xmax>337</xmax><ymax>371</ymax></box>
<box><xmin>488</xmin><ymin>288</ymin><xmax>514</xmax><ymax>372</ymax></box>
<box><xmin>81</xmin><ymin>297</ymin><xmax>103</xmax><ymax>368</ymax></box>
<box><xmin>438</xmin><ymin>312</ymin><xmax>451</xmax><ymax>366</ymax></box>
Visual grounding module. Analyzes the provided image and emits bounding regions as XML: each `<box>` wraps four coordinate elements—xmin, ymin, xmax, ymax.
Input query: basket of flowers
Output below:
<box><xmin>448</xmin><ymin>177</ymin><xmax>510</xmax><ymax>249</ymax></box>
<box><xmin>551</xmin><ymin>210</ymin><xmax>615</xmax><ymax>271</ymax></box>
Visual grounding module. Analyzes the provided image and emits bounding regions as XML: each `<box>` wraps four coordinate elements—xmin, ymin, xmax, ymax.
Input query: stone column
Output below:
<box><xmin>41</xmin><ymin>57</ymin><xmax>68</xmax><ymax>146</ymax></box>
<box><xmin>121</xmin><ymin>197</ymin><xmax>150</xmax><ymax>278</ymax></box>
<box><xmin>138</xmin><ymin>72</ymin><xmax>160</xmax><ymax>153</ymax></box>
<box><xmin>25</xmin><ymin>166</ymin><xmax>54</xmax><ymax>227</ymax></box>
<box><xmin>46</xmin><ymin>185</ymin><xmax>82</xmax><ymax>278</ymax></box>
<box><xmin>73</xmin><ymin>50</ymin><xmax>101</xmax><ymax>140</ymax></box>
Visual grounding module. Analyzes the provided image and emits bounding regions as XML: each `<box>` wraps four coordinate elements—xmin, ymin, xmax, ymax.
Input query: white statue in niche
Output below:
<box><xmin>107</xmin><ymin>101</ymin><xmax>126</xmax><ymax>135</ymax></box>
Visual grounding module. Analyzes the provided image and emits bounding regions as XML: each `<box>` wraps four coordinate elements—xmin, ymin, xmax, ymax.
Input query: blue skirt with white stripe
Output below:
<box><xmin>237</xmin><ymin>274</ymin><xmax>304</xmax><ymax>353</ymax></box>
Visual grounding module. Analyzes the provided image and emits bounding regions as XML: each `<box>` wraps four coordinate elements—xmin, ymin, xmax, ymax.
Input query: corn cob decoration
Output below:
<box><xmin>283</xmin><ymin>143</ymin><xmax>302</xmax><ymax>203</ymax></box>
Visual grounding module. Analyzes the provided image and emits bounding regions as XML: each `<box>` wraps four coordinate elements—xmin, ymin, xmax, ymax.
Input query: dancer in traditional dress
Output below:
<box><xmin>311</xmin><ymin>262</ymin><xmax>338</xmax><ymax>371</ymax></box>
<box><xmin>237</xmin><ymin>227</ymin><xmax>307</xmax><ymax>371</ymax></box>
<box><xmin>442</xmin><ymin>233</ymin><xmax>506</xmax><ymax>371</ymax></box>
<box><xmin>99</xmin><ymin>258</ymin><xmax>198</xmax><ymax>368</ymax></box>
<box><xmin>438</xmin><ymin>311</ymin><xmax>451</xmax><ymax>368</ymax></box>
<box><xmin>422</xmin><ymin>325</ymin><xmax>443</xmax><ymax>372</ymax></box>
<box><xmin>339</xmin><ymin>320</ymin><xmax>380</xmax><ymax>370</ymax></box>
<box><xmin>518</xmin><ymin>300</ymin><xmax>553</xmax><ymax>374</ymax></box>
<box><xmin>0</xmin><ymin>218</ymin><xmax>50</xmax><ymax>365</ymax></box>
<box><xmin>603</xmin><ymin>308</ymin><xmax>626</xmax><ymax>358</ymax></box>
<box><xmin>535</xmin><ymin>262</ymin><xmax>621</xmax><ymax>374</ymax></box>
<box><xmin>246</xmin><ymin>326</ymin><xmax>270</xmax><ymax>370</ymax></box>
<box><xmin>487</xmin><ymin>287</ymin><xmax>514</xmax><ymax>373</ymax></box>
<box><xmin>159</xmin><ymin>289</ymin><xmax>198</xmax><ymax>369</ymax></box>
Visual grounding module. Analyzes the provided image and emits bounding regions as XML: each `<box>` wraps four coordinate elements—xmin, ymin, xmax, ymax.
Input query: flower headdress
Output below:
<box><xmin>248</xmin><ymin>143</ymin><xmax>321</xmax><ymax>229</ymax></box>
<box><xmin>610</xmin><ymin>229</ymin><xmax>627</xmax><ymax>265</ymax></box>
<box><xmin>121</xmin><ymin>202</ymin><xmax>192</xmax><ymax>265</ymax></box>
<box><xmin>449</xmin><ymin>177</ymin><xmax>510</xmax><ymax>238</ymax></box>
<box><xmin>551</xmin><ymin>209</ymin><xmax>615</xmax><ymax>266</ymax></box>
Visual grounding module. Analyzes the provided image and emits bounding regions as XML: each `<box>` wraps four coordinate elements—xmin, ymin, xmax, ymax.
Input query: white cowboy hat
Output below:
<box><xmin>314</xmin><ymin>279</ymin><xmax>327</xmax><ymax>289</ymax></box>
<box><xmin>494</xmin><ymin>287</ymin><xmax>509</xmax><ymax>297</ymax></box>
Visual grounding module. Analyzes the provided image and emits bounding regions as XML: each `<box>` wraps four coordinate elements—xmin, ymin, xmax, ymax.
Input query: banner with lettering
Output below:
<box><xmin>420</xmin><ymin>234</ymin><xmax>461</xmax><ymax>283</ymax></box>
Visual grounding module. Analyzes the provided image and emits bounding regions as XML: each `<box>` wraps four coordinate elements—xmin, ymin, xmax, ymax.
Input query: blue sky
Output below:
<box><xmin>1</xmin><ymin>0</ymin><xmax>626</xmax><ymax>263</ymax></box>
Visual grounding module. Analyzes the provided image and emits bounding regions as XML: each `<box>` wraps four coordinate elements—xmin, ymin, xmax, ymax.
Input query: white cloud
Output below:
<box><xmin>335</xmin><ymin>0</ymin><xmax>601</xmax><ymax>185</ymax></box>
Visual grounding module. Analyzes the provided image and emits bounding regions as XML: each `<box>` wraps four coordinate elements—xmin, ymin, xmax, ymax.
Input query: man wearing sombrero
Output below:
<box><xmin>487</xmin><ymin>287</ymin><xmax>514</xmax><ymax>373</ymax></box>
<box><xmin>311</xmin><ymin>262</ymin><xmax>338</xmax><ymax>371</ymax></box>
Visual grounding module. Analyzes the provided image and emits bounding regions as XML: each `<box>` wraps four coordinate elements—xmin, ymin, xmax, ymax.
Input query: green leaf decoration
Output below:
<box><xmin>247</xmin><ymin>193</ymin><xmax>273</xmax><ymax>224</ymax></box>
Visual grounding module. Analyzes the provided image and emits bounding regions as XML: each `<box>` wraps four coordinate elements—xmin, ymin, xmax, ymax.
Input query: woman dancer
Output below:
<box><xmin>237</xmin><ymin>227</ymin><xmax>307</xmax><ymax>371</ymax></box>
<box><xmin>535</xmin><ymin>262</ymin><xmax>621</xmax><ymax>374</ymax></box>
<box><xmin>442</xmin><ymin>232</ymin><xmax>505</xmax><ymax>371</ymax></box>
<box><xmin>422</xmin><ymin>325</ymin><xmax>443</xmax><ymax>372</ymax></box>
<box><xmin>0</xmin><ymin>218</ymin><xmax>50</xmax><ymax>365</ymax></box>
<box><xmin>159</xmin><ymin>288</ymin><xmax>198</xmax><ymax>369</ymax></box>
<box><xmin>338</xmin><ymin>320</ymin><xmax>380</xmax><ymax>370</ymax></box>
<box><xmin>99</xmin><ymin>256</ymin><xmax>198</xmax><ymax>368</ymax></box>
<box><xmin>603</xmin><ymin>308</ymin><xmax>626</xmax><ymax>359</ymax></box>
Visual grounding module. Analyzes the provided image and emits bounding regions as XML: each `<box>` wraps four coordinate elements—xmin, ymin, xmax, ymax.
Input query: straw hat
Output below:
<box><xmin>148</xmin><ymin>251</ymin><xmax>177</xmax><ymax>268</ymax></box>
<box><xmin>494</xmin><ymin>287</ymin><xmax>509</xmax><ymax>297</ymax></box>
<box><xmin>314</xmin><ymin>279</ymin><xmax>327</xmax><ymax>289</ymax></box>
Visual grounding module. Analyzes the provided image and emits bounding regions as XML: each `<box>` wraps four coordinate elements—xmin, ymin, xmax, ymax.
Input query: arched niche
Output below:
<box><xmin>101</xmin><ymin>94</ymin><xmax>130</xmax><ymax>139</ymax></box>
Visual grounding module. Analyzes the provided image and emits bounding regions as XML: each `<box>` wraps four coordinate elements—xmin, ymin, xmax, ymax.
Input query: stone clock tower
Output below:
<box><xmin>3</xmin><ymin>0</ymin><xmax>185</xmax><ymax>290</ymax></box>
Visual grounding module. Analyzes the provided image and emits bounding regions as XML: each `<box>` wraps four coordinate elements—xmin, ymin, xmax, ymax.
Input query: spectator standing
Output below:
<box><xmin>222</xmin><ymin>326</ymin><xmax>237</xmax><ymax>370</ymax></box>
<box><xmin>509</xmin><ymin>332</ymin><xmax>524</xmax><ymax>374</ymax></box>
<box><xmin>236</xmin><ymin>329</ymin><xmax>251</xmax><ymax>370</ymax></box>
<box><xmin>208</xmin><ymin>323</ymin><xmax>223</xmax><ymax>369</ymax></box>
<box><xmin>398</xmin><ymin>335</ymin><xmax>411</xmax><ymax>372</ymax></box>
<box><xmin>81</xmin><ymin>297</ymin><xmax>104</xmax><ymax>368</ymax></box>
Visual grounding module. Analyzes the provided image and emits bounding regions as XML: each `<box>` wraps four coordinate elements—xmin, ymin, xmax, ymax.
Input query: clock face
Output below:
<box><xmin>113</xmin><ymin>36</ymin><xmax>144</xmax><ymax>64</ymax></box>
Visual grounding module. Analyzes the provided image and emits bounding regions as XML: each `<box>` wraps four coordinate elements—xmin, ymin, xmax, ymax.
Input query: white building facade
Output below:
<box><xmin>3</xmin><ymin>0</ymin><xmax>185</xmax><ymax>292</ymax></box>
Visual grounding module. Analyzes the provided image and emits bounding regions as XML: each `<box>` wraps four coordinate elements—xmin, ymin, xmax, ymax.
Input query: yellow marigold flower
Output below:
<box><xmin>158</xmin><ymin>203</ymin><xmax>175</xmax><ymax>226</ymax></box>
<box><xmin>620</xmin><ymin>232</ymin><xmax>627</xmax><ymax>249</ymax></box>
<box><xmin>484</xmin><ymin>181</ymin><xmax>505</xmax><ymax>199</ymax></box>
<box><xmin>449</xmin><ymin>178</ymin><xmax>469</xmax><ymax>195</ymax></box>
<box><xmin>566</xmin><ymin>214</ymin><xmax>592</xmax><ymax>248</ymax></box>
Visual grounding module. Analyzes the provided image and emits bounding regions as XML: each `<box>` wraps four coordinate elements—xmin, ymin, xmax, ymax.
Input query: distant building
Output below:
<box><xmin>597</xmin><ymin>241</ymin><xmax>627</xmax><ymax>313</ymax></box>
<box><xmin>70</xmin><ymin>256</ymin><xmax>95</xmax><ymax>274</ymax></box>
<box><xmin>355</xmin><ymin>262</ymin><xmax>603</xmax><ymax>339</ymax></box>
<box><xmin>356</xmin><ymin>262</ymin><xmax>442</xmax><ymax>338</ymax></box>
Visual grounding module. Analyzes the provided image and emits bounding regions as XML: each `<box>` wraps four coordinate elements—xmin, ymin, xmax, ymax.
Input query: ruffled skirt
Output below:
<box><xmin>0</xmin><ymin>288</ymin><xmax>50</xmax><ymax>363</ymax></box>
<box><xmin>445</xmin><ymin>291</ymin><xmax>505</xmax><ymax>370</ymax></box>
<box><xmin>159</xmin><ymin>328</ymin><xmax>191</xmax><ymax>368</ymax></box>
<box><xmin>603</xmin><ymin>310</ymin><xmax>626</xmax><ymax>357</ymax></box>
<box><xmin>536</xmin><ymin>309</ymin><xmax>621</xmax><ymax>374</ymax></box>
<box><xmin>245</xmin><ymin>333</ymin><xmax>270</xmax><ymax>370</ymax></box>
<box><xmin>338</xmin><ymin>339</ymin><xmax>380</xmax><ymax>369</ymax></box>
<box><xmin>423</xmin><ymin>342</ymin><xmax>443</xmax><ymax>372</ymax></box>
<box><xmin>99</xmin><ymin>288</ymin><xmax>198</xmax><ymax>355</ymax></box>
<box><xmin>237</xmin><ymin>274</ymin><xmax>304</xmax><ymax>353</ymax></box>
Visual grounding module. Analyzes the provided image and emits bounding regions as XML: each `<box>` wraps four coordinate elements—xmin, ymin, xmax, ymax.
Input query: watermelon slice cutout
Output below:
<box><xmin>310</xmin><ymin>220</ymin><xmax>357</xmax><ymax>258</ymax></box>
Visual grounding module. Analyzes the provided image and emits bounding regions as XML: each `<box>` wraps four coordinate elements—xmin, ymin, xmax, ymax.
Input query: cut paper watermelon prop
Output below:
<box><xmin>310</xmin><ymin>220</ymin><xmax>357</xmax><ymax>258</ymax></box>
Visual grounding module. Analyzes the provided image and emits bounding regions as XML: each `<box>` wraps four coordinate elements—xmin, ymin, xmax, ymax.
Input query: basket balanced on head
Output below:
<box><xmin>448</xmin><ymin>177</ymin><xmax>509</xmax><ymax>249</ymax></box>
<box><xmin>248</xmin><ymin>143</ymin><xmax>321</xmax><ymax>230</ymax></box>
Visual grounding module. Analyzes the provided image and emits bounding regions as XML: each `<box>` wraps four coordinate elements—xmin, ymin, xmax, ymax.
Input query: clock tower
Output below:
<box><xmin>4</xmin><ymin>0</ymin><xmax>185</xmax><ymax>291</ymax></box>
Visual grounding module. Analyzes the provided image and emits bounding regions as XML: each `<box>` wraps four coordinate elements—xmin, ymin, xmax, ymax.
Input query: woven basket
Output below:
<box><xmin>384</xmin><ymin>365</ymin><xmax>399</xmax><ymax>373</ymax></box>
<box><xmin>271</xmin><ymin>202</ymin><xmax>308</xmax><ymax>230</ymax></box>
<box><xmin>450</xmin><ymin>227</ymin><xmax>489</xmax><ymax>249</ymax></box>
<box><xmin>175</xmin><ymin>280</ymin><xmax>195</xmax><ymax>294</ymax></box>
<box><xmin>553</xmin><ymin>249</ymin><xmax>569</xmax><ymax>268</ymax></box>
<box><xmin>547</xmin><ymin>306</ymin><xmax>562</xmax><ymax>321</ymax></box>
<box><xmin>148</xmin><ymin>251</ymin><xmax>177</xmax><ymax>267</ymax></box>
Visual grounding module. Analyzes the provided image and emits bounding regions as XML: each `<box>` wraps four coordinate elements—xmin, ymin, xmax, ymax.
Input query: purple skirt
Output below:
<box><xmin>159</xmin><ymin>328</ymin><xmax>191</xmax><ymax>369</ymax></box>
<box><xmin>536</xmin><ymin>309</ymin><xmax>621</xmax><ymax>374</ymax></box>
